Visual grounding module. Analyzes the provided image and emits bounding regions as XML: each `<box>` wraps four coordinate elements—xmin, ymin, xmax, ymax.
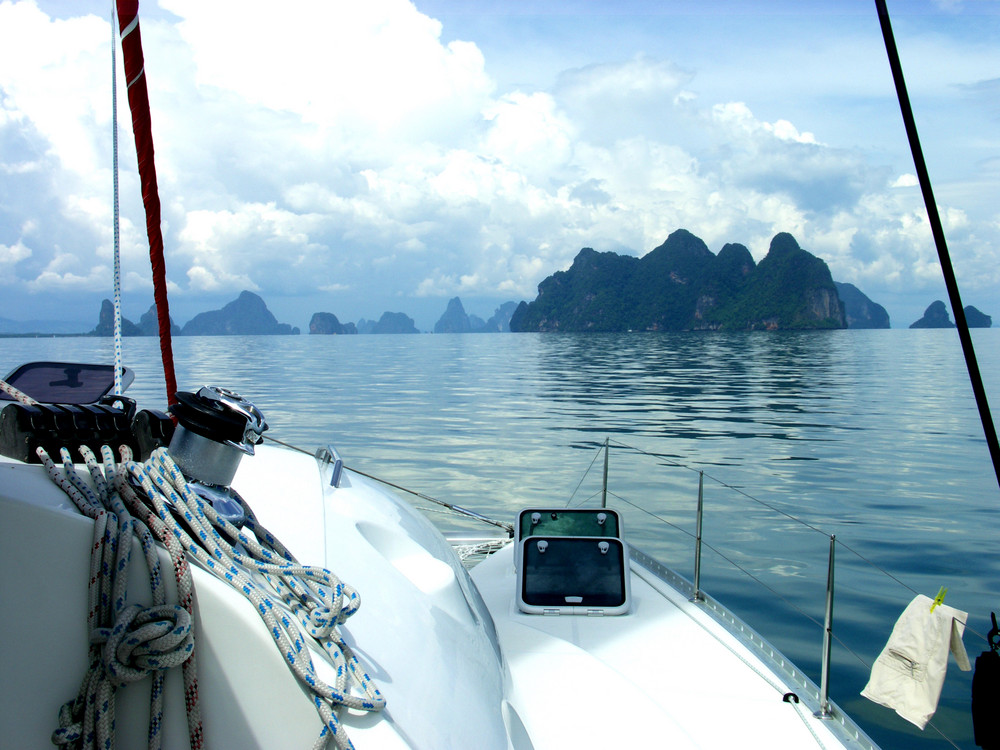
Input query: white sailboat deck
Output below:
<box><xmin>472</xmin><ymin>541</ymin><xmax>876</xmax><ymax>749</ymax></box>
<box><xmin>1</xmin><ymin>441</ymin><xmax>878</xmax><ymax>749</ymax></box>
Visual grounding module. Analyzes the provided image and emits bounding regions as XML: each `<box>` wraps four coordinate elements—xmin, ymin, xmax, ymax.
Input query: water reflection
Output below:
<box><xmin>525</xmin><ymin>332</ymin><xmax>852</xmax><ymax>452</ymax></box>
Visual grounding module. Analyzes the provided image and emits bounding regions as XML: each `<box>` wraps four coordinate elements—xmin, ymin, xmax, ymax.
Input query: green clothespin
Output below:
<box><xmin>930</xmin><ymin>586</ymin><xmax>948</xmax><ymax>612</ymax></box>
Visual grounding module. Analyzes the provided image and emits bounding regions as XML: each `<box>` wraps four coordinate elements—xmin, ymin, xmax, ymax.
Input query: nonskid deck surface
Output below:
<box><xmin>471</xmin><ymin>543</ymin><xmax>872</xmax><ymax>749</ymax></box>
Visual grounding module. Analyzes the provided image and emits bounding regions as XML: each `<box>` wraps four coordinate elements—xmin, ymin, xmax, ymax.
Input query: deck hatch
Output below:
<box><xmin>517</xmin><ymin>536</ymin><xmax>630</xmax><ymax>616</ymax></box>
<box><xmin>516</xmin><ymin>508</ymin><xmax>621</xmax><ymax>543</ymax></box>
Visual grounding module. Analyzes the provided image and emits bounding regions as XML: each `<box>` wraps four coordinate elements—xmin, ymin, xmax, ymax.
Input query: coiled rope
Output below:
<box><xmin>39</xmin><ymin>444</ymin><xmax>198</xmax><ymax>750</ymax></box>
<box><xmin>51</xmin><ymin>442</ymin><xmax>387</xmax><ymax>749</ymax></box>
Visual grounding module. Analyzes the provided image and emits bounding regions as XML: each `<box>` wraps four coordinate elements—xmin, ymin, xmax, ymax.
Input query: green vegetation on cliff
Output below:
<box><xmin>510</xmin><ymin>229</ymin><xmax>846</xmax><ymax>332</ymax></box>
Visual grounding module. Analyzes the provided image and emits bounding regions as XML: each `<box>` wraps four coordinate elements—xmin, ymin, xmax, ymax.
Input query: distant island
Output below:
<box><xmin>909</xmin><ymin>301</ymin><xmax>992</xmax><ymax>329</ymax></box>
<box><xmin>965</xmin><ymin>306</ymin><xmax>993</xmax><ymax>328</ymax></box>
<box><xmin>74</xmin><ymin>294</ymin><xmax>520</xmax><ymax>337</ymax></box>
<box><xmin>911</xmin><ymin>300</ymin><xmax>954</xmax><ymax>329</ymax></box>
<box><xmin>180</xmin><ymin>291</ymin><xmax>299</xmax><ymax>335</ymax></box>
<box><xmin>510</xmin><ymin>230</ymin><xmax>849</xmax><ymax>332</ymax></box>
<box><xmin>357</xmin><ymin>312</ymin><xmax>419</xmax><ymax>334</ymax></box>
<box><xmin>309</xmin><ymin>312</ymin><xmax>357</xmax><ymax>334</ymax></box>
<box><xmin>835</xmin><ymin>282</ymin><xmax>890</xmax><ymax>329</ymax></box>
<box><xmin>90</xmin><ymin>299</ymin><xmax>181</xmax><ymax>337</ymax></box>
<box><xmin>434</xmin><ymin>298</ymin><xmax>518</xmax><ymax>333</ymax></box>
<box><xmin>8</xmin><ymin>233</ymin><xmax>993</xmax><ymax>336</ymax></box>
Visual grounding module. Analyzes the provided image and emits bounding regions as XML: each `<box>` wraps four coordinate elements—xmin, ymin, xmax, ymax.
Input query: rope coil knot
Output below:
<box><xmin>278</xmin><ymin>571</ymin><xmax>359</xmax><ymax>639</ymax></box>
<box><xmin>51</xmin><ymin>702</ymin><xmax>84</xmax><ymax>747</ymax></box>
<box><xmin>96</xmin><ymin>603</ymin><xmax>194</xmax><ymax>686</ymax></box>
<box><xmin>305</xmin><ymin>604</ymin><xmax>338</xmax><ymax>638</ymax></box>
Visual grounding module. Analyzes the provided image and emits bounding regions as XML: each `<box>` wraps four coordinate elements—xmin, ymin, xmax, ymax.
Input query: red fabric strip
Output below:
<box><xmin>116</xmin><ymin>0</ymin><xmax>178</xmax><ymax>407</ymax></box>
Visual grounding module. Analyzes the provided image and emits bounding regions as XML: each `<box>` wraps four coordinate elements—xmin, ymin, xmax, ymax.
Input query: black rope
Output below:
<box><xmin>875</xmin><ymin>0</ymin><xmax>1000</xmax><ymax>492</ymax></box>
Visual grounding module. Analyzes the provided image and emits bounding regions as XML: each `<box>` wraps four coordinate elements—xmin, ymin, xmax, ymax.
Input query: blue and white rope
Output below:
<box><xmin>124</xmin><ymin>448</ymin><xmax>385</xmax><ymax>750</ymax></box>
<box><xmin>39</xmin><ymin>446</ymin><xmax>196</xmax><ymax>750</ymax></box>
<box><xmin>114</xmin><ymin>451</ymin><xmax>204</xmax><ymax>749</ymax></box>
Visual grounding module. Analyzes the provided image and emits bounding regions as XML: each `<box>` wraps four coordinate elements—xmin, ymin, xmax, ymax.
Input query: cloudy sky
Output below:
<box><xmin>1</xmin><ymin>0</ymin><xmax>998</xmax><ymax>331</ymax></box>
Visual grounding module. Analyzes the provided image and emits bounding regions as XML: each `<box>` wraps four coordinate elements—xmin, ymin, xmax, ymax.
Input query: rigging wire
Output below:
<box><xmin>609</xmin><ymin>438</ymin><xmax>831</xmax><ymax>535</ymax></box>
<box><xmin>875</xmin><ymin>0</ymin><xmax>1000</xmax><ymax>493</ymax></box>
<box><xmin>564</xmin><ymin>445</ymin><xmax>605</xmax><ymax>507</ymax></box>
<box><xmin>261</xmin><ymin>434</ymin><xmax>515</xmax><ymax>534</ymax></box>
<box><xmin>345</xmin><ymin>464</ymin><xmax>514</xmax><ymax>535</ymax></box>
<box><xmin>111</xmin><ymin>3</ymin><xmax>123</xmax><ymax>397</ymax></box>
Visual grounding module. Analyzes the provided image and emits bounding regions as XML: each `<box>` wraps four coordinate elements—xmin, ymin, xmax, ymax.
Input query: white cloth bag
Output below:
<box><xmin>861</xmin><ymin>594</ymin><xmax>971</xmax><ymax>729</ymax></box>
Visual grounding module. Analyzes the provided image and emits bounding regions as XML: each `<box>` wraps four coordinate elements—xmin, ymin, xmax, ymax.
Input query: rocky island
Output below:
<box><xmin>309</xmin><ymin>312</ymin><xmax>357</xmax><ymax>334</ymax></box>
<box><xmin>910</xmin><ymin>301</ymin><xmax>955</xmax><ymax>328</ymax></box>
<box><xmin>964</xmin><ymin>305</ymin><xmax>992</xmax><ymax>328</ymax></box>
<box><xmin>510</xmin><ymin>230</ymin><xmax>847</xmax><ymax>332</ymax></box>
<box><xmin>180</xmin><ymin>291</ymin><xmax>298</xmax><ymax>335</ymax></box>
<box><xmin>356</xmin><ymin>312</ymin><xmax>419</xmax><ymax>334</ymax></box>
<box><xmin>835</xmin><ymin>283</ymin><xmax>890</xmax><ymax>329</ymax></box>
<box><xmin>90</xmin><ymin>299</ymin><xmax>180</xmax><ymax>337</ymax></box>
<box><xmin>909</xmin><ymin>301</ymin><xmax>992</xmax><ymax>329</ymax></box>
<box><xmin>434</xmin><ymin>298</ymin><xmax>519</xmax><ymax>333</ymax></box>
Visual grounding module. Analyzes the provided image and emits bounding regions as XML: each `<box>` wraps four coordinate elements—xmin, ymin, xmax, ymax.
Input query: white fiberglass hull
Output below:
<box><xmin>0</xmin><ymin>445</ymin><xmax>511</xmax><ymax>749</ymax></box>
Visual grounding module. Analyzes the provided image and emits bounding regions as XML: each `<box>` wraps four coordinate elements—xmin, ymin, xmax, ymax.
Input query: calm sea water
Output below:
<box><xmin>3</xmin><ymin>330</ymin><xmax>998</xmax><ymax>750</ymax></box>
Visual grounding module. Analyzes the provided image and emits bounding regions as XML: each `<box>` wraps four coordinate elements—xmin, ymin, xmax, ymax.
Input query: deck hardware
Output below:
<box><xmin>782</xmin><ymin>693</ymin><xmax>800</xmax><ymax>704</ymax></box>
<box><xmin>601</xmin><ymin>437</ymin><xmax>610</xmax><ymax>508</ymax></box>
<box><xmin>531</xmin><ymin>512</ymin><xmax>541</xmax><ymax>525</ymax></box>
<box><xmin>517</xmin><ymin>527</ymin><xmax>630</xmax><ymax>615</ymax></box>
<box><xmin>168</xmin><ymin>386</ymin><xmax>268</xmax><ymax>526</ymax></box>
<box><xmin>317</xmin><ymin>444</ymin><xmax>344</xmax><ymax>487</ymax></box>
<box><xmin>816</xmin><ymin>534</ymin><xmax>836</xmax><ymax>719</ymax></box>
<box><xmin>691</xmin><ymin>471</ymin><xmax>705</xmax><ymax>603</ymax></box>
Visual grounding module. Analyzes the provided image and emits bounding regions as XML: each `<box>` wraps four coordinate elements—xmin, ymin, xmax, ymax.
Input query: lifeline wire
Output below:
<box><xmin>263</xmin><ymin>434</ymin><xmax>515</xmax><ymax>534</ymax></box>
<box><xmin>604</xmin><ymin>438</ymin><xmax>990</xmax><ymax>646</ymax></box>
<box><xmin>590</xmin><ymin>439</ymin><xmax>967</xmax><ymax>747</ymax></box>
